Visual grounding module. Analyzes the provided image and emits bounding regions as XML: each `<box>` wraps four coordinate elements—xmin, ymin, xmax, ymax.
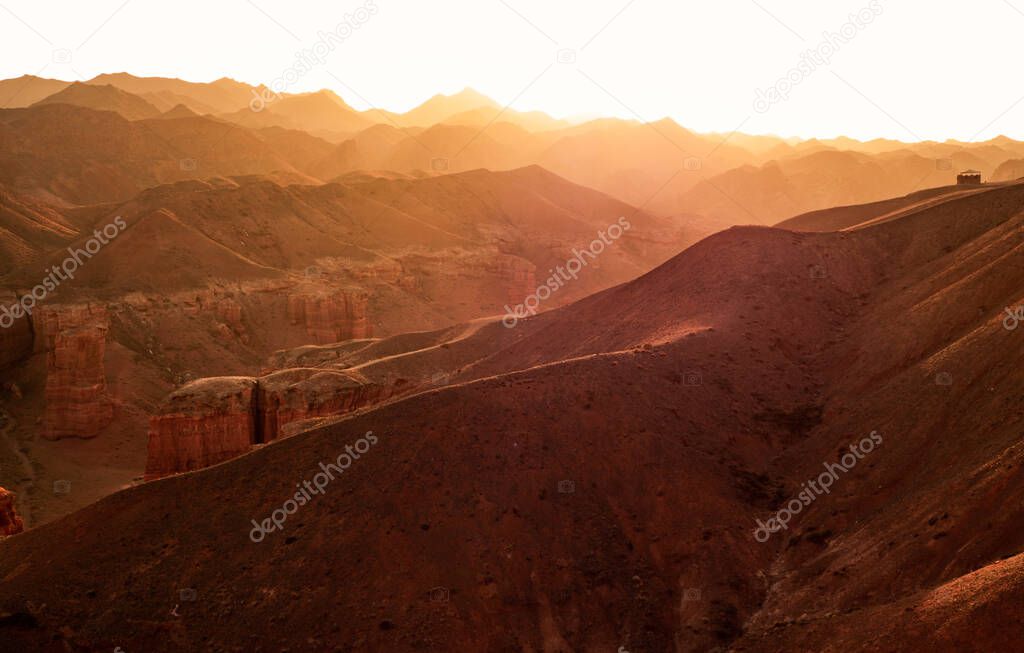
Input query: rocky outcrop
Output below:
<box><xmin>145</xmin><ymin>369</ymin><xmax>398</xmax><ymax>479</ymax></box>
<box><xmin>0</xmin><ymin>487</ymin><xmax>24</xmax><ymax>537</ymax></box>
<box><xmin>38</xmin><ymin>305</ymin><xmax>113</xmax><ymax>440</ymax></box>
<box><xmin>145</xmin><ymin>377</ymin><xmax>257</xmax><ymax>480</ymax></box>
<box><xmin>494</xmin><ymin>256</ymin><xmax>537</xmax><ymax>305</ymax></box>
<box><xmin>257</xmin><ymin>369</ymin><xmax>390</xmax><ymax>442</ymax></box>
<box><xmin>181</xmin><ymin>294</ymin><xmax>249</xmax><ymax>343</ymax></box>
<box><xmin>0</xmin><ymin>293</ymin><xmax>33</xmax><ymax>369</ymax></box>
<box><xmin>287</xmin><ymin>290</ymin><xmax>371</xmax><ymax>345</ymax></box>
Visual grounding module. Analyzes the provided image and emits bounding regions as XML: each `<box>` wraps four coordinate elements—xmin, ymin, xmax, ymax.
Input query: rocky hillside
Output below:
<box><xmin>2</xmin><ymin>182</ymin><xmax>1022</xmax><ymax>651</ymax></box>
<box><xmin>0</xmin><ymin>165</ymin><xmax>693</xmax><ymax>528</ymax></box>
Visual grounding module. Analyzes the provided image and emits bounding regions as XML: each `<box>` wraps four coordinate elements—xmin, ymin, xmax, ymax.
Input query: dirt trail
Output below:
<box><xmin>845</xmin><ymin>184</ymin><xmax>1001</xmax><ymax>230</ymax></box>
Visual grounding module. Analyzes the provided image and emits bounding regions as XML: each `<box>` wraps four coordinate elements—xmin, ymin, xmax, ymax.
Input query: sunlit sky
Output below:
<box><xmin>2</xmin><ymin>0</ymin><xmax>1022</xmax><ymax>141</ymax></box>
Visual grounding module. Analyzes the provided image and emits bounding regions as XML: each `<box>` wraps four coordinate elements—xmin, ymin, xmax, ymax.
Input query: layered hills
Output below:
<box><xmin>2</xmin><ymin>180</ymin><xmax>1022</xmax><ymax>651</ymax></box>
<box><xmin>31</xmin><ymin>82</ymin><xmax>164</xmax><ymax>121</ymax></box>
<box><xmin>11</xmin><ymin>74</ymin><xmax>1024</xmax><ymax>231</ymax></box>
<box><xmin>2</xmin><ymin>71</ymin><xmax>1024</xmax><ymax>652</ymax></box>
<box><xmin>0</xmin><ymin>163</ymin><xmax>689</xmax><ymax>525</ymax></box>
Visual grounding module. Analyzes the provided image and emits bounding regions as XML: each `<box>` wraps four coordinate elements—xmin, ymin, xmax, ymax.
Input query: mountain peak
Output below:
<box><xmin>395</xmin><ymin>88</ymin><xmax>500</xmax><ymax>127</ymax></box>
<box><xmin>159</xmin><ymin>103</ymin><xmax>199</xmax><ymax>119</ymax></box>
<box><xmin>32</xmin><ymin>81</ymin><xmax>162</xmax><ymax>120</ymax></box>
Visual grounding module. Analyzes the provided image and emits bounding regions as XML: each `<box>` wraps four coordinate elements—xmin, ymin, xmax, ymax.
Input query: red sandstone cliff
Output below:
<box><xmin>144</xmin><ymin>377</ymin><xmax>257</xmax><ymax>480</ymax></box>
<box><xmin>0</xmin><ymin>487</ymin><xmax>24</xmax><ymax>537</ymax></box>
<box><xmin>145</xmin><ymin>368</ymin><xmax>397</xmax><ymax>479</ymax></box>
<box><xmin>257</xmin><ymin>369</ymin><xmax>389</xmax><ymax>442</ymax></box>
<box><xmin>287</xmin><ymin>290</ymin><xmax>371</xmax><ymax>345</ymax></box>
<box><xmin>38</xmin><ymin>305</ymin><xmax>114</xmax><ymax>440</ymax></box>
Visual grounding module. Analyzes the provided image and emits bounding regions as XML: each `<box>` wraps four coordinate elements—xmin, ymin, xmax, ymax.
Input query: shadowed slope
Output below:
<box><xmin>7</xmin><ymin>184</ymin><xmax>1024</xmax><ymax>650</ymax></box>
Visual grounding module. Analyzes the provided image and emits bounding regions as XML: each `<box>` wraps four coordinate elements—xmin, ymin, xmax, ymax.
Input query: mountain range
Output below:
<box><xmin>1</xmin><ymin>71</ymin><xmax>1023</xmax><ymax>652</ymax></box>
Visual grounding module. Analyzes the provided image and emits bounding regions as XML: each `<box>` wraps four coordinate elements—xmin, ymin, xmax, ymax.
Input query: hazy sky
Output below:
<box><xmin>2</xmin><ymin>0</ymin><xmax>1022</xmax><ymax>141</ymax></box>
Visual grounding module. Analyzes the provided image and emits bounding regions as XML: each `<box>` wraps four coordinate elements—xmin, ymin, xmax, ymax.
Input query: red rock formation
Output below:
<box><xmin>145</xmin><ymin>377</ymin><xmax>257</xmax><ymax>480</ymax></box>
<box><xmin>145</xmin><ymin>368</ymin><xmax>402</xmax><ymax>478</ymax></box>
<box><xmin>34</xmin><ymin>303</ymin><xmax>106</xmax><ymax>351</ymax></box>
<box><xmin>0</xmin><ymin>487</ymin><xmax>24</xmax><ymax>537</ymax></box>
<box><xmin>348</xmin><ymin>259</ymin><xmax>403</xmax><ymax>284</ymax></box>
<box><xmin>181</xmin><ymin>293</ymin><xmax>247</xmax><ymax>338</ymax></box>
<box><xmin>214</xmin><ymin>297</ymin><xmax>245</xmax><ymax>332</ymax></box>
<box><xmin>287</xmin><ymin>290</ymin><xmax>371</xmax><ymax>345</ymax></box>
<box><xmin>38</xmin><ymin>305</ymin><xmax>114</xmax><ymax>440</ymax></box>
<box><xmin>257</xmin><ymin>369</ymin><xmax>391</xmax><ymax>442</ymax></box>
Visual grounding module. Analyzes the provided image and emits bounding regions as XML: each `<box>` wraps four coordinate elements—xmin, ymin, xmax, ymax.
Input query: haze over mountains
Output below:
<box><xmin>4</xmin><ymin>72</ymin><xmax>1023</xmax><ymax>223</ymax></box>
<box><xmin>1</xmin><ymin>70</ymin><xmax>1023</xmax><ymax>652</ymax></box>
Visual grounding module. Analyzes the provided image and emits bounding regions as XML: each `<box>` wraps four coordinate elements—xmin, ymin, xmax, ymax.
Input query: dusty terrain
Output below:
<box><xmin>1</xmin><ymin>179</ymin><xmax>1022</xmax><ymax>651</ymax></box>
<box><xmin>0</xmin><ymin>160</ymin><xmax>690</xmax><ymax>527</ymax></box>
<box><xmin>2</xmin><ymin>72</ymin><xmax>1024</xmax><ymax>652</ymax></box>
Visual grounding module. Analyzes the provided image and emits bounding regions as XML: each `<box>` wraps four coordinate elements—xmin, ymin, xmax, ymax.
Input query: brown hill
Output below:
<box><xmin>376</xmin><ymin>87</ymin><xmax>568</xmax><ymax>132</ymax></box>
<box><xmin>308</xmin><ymin>116</ymin><xmax>755</xmax><ymax>218</ymax></box>
<box><xmin>0</xmin><ymin>183</ymin><xmax>78</xmax><ymax>276</ymax></box>
<box><xmin>391</xmin><ymin>87</ymin><xmax>500</xmax><ymax>127</ymax></box>
<box><xmin>17</xmin><ymin>166</ymin><xmax>687</xmax><ymax>301</ymax></box>
<box><xmin>0</xmin><ymin>165</ymin><xmax>694</xmax><ymax>527</ymax></box>
<box><xmin>32</xmin><ymin>82</ymin><xmax>163</xmax><ymax>120</ymax></box>
<box><xmin>309</xmin><ymin>122</ymin><xmax>534</xmax><ymax>179</ymax></box>
<box><xmin>994</xmin><ymin>158</ymin><xmax>1024</xmax><ymax>182</ymax></box>
<box><xmin>441</xmin><ymin>106</ymin><xmax>570</xmax><ymax>132</ymax></box>
<box><xmin>2</xmin><ymin>180</ymin><xmax>1023</xmax><ymax>651</ymax></box>
<box><xmin>0</xmin><ymin>75</ymin><xmax>71</xmax><ymax>108</ymax></box>
<box><xmin>0</xmin><ymin>103</ymin><xmax>310</xmax><ymax>204</ymax></box>
<box><xmin>135</xmin><ymin>91</ymin><xmax>218</xmax><ymax>115</ymax></box>
<box><xmin>156</xmin><ymin>104</ymin><xmax>200</xmax><ymax>120</ymax></box>
<box><xmin>775</xmin><ymin>184</ymin><xmax>987</xmax><ymax>232</ymax></box>
<box><xmin>536</xmin><ymin>117</ymin><xmax>755</xmax><ymax>218</ymax></box>
<box><xmin>309</xmin><ymin>121</ymin><xmax>1024</xmax><ymax>229</ymax></box>
<box><xmin>87</xmin><ymin>72</ymin><xmax>255</xmax><ymax>114</ymax></box>
<box><xmin>9</xmin><ymin>73</ymin><xmax>1024</xmax><ymax>237</ymax></box>
<box><xmin>679</xmin><ymin>149</ymin><xmax>998</xmax><ymax>226</ymax></box>
<box><xmin>221</xmin><ymin>90</ymin><xmax>373</xmax><ymax>142</ymax></box>
<box><xmin>253</xmin><ymin>125</ymin><xmax>337</xmax><ymax>171</ymax></box>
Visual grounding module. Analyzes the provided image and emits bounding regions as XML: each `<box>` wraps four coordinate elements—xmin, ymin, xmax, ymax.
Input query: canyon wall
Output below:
<box><xmin>12</xmin><ymin>284</ymin><xmax>375</xmax><ymax>448</ymax></box>
<box><xmin>38</xmin><ymin>304</ymin><xmax>114</xmax><ymax>440</ymax></box>
<box><xmin>257</xmin><ymin>369</ymin><xmax>390</xmax><ymax>442</ymax></box>
<box><xmin>146</xmin><ymin>369</ymin><xmax>400</xmax><ymax>479</ymax></box>
<box><xmin>144</xmin><ymin>377</ymin><xmax>258</xmax><ymax>480</ymax></box>
<box><xmin>287</xmin><ymin>290</ymin><xmax>371</xmax><ymax>345</ymax></box>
